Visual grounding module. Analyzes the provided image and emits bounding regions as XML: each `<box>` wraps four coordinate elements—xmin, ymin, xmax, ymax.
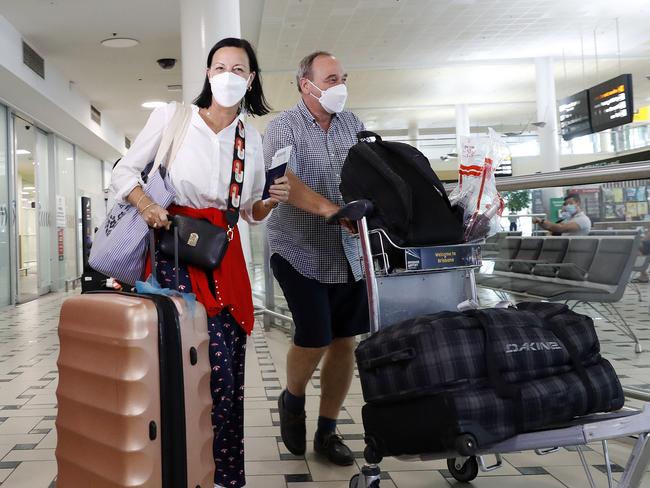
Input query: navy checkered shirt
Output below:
<box><xmin>263</xmin><ymin>99</ymin><xmax>365</xmax><ymax>284</ymax></box>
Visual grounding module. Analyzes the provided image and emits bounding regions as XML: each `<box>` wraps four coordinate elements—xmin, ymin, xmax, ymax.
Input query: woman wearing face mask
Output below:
<box><xmin>110</xmin><ymin>37</ymin><xmax>289</xmax><ymax>488</ymax></box>
<box><xmin>533</xmin><ymin>193</ymin><xmax>592</xmax><ymax>236</ymax></box>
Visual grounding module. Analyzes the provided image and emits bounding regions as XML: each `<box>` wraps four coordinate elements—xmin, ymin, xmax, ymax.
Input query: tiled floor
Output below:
<box><xmin>0</xmin><ymin>283</ymin><xmax>648</xmax><ymax>487</ymax></box>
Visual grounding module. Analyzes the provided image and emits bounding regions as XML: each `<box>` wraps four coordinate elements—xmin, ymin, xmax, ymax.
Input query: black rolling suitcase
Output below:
<box><xmin>355</xmin><ymin>302</ymin><xmax>624</xmax><ymax>459</ymax></box>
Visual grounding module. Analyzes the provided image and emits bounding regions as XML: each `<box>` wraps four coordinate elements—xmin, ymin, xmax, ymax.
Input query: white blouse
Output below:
<box><xmin>111</xmin><ymin>103</ymin><xmax>267</xmax><ymax>224</ymax></box>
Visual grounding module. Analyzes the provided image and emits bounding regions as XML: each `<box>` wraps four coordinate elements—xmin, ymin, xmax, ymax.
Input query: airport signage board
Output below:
<box><xmin>588</xmin><ymin>74</ymin><xmax>634</xmax><ymax>133</ymax></box>
<box><xmin>558</xmin><ymin>90</ymin><xmax>591</xmax><ymax>141</ymax></box>
<box><xmin>557</xmin><ymin>74</ymin><xmax>634</xmax><ymax>140</ymax></box>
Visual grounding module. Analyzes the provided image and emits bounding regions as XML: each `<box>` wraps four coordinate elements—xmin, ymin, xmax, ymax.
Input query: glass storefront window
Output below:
<box><xmin>54</xmin><ymin>138</ymin><xmax>76</xmax><ymax>289</ymax></box>
<box><xmin>35</xmin><ymin>129</ymin><xmax>52</xmax><ymax>294</ymax></box>
<box><xmin>0</xmin><ymin>105</ymin><xmax>9</xmax><ymax>306</ymax></box>
<box><xmin>75</xmin><ymin>148</ymin><xmax>105</xmax><ymax>275</ymax></box>
<box><xmin>14</xmin><ymin>119</ymin><xmax>39</xmax><ymax>302</ymax></box>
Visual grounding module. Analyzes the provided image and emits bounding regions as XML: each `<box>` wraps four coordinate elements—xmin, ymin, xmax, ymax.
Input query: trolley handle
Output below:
<box><xmin>326</xmin><ymin>199</ymin><xmax>374</xmax><ymax>225</ymax></box>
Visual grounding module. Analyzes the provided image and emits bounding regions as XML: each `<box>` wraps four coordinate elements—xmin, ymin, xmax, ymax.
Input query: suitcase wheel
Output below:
<box><xmin>447</xmin><ymin>456</ymin><xmax>479</xmax><ymax>483</ymax></box>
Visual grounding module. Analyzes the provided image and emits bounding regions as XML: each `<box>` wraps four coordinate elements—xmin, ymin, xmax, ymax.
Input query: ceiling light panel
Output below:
<box><xmin>141</xmin><ymin>101</ymin><xmax>167</xmax><ymax>109</ymax></box>
<box><xmin>101</xmin><ymin>37</ymin><xmax>140</xmax><ymax>48</ymax></box>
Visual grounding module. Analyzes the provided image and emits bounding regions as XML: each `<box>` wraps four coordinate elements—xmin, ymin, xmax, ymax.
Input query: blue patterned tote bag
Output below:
<box><xmin>89</xmin><ymin>102</ymin><xmax>192</xmax><ymax>284</ymax></box>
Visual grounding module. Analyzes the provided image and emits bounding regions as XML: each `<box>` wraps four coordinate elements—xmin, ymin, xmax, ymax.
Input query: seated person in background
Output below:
<box><xmin>533</xmin><ymin>193</ymin><xmax>591</xmax><ymax>236</ymax></box>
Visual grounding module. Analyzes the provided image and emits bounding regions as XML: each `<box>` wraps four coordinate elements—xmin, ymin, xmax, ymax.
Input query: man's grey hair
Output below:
<box><xmin>296</xmin><ymin>51</ymin><xmax>333</xmax><ymax>92</ymax></box>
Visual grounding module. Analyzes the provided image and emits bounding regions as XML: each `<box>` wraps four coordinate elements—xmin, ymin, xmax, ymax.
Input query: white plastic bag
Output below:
<box><xmin>448</xmin><ymin>128</ymin><xmax>507</xmax><ymax>242</ymax></box>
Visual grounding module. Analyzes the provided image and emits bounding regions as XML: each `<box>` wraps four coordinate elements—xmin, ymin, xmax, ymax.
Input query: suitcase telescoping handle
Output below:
<box><xmin>149</xmin><ymin>225</ymin><xmax>180</xmax><ymax>290</ymax></box>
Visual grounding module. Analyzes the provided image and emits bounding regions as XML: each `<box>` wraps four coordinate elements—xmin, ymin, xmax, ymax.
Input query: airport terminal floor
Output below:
<box><xmin>0</xmin><ymin>284</ymin><xmax>647</xmax><ymax>488</ymax></box>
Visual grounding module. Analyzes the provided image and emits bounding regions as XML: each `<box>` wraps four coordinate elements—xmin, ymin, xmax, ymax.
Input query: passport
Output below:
<box><xmin>262</xmin><ymin>145</ymin><xmax>292</xmax><ymax>200</ymax></box>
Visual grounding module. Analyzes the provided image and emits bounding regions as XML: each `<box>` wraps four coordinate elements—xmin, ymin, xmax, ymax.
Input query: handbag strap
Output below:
<box><xmin>224</xmin><ymin>119</ymin><xmax>245</xmax><ymax>240</ymax></box>
<box><xmin>148</xmin><ymin>102</ymin><xmax>193</xmax><ymax>179</ymax></box>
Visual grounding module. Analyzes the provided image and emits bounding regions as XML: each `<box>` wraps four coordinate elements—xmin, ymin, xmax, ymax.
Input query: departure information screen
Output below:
<box><xmin>588</xmin><ymin>74</ymin><xmax>634</xmax><ymax>133</ymax></box>
<box><xmin>558</xmin><ymin>90</ymin><xmax>591</xmax><ymax>141</ymax></box>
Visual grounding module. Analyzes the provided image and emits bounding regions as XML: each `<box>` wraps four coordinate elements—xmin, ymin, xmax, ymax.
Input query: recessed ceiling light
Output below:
<box><xmin>23</xmin><ymin>186</ymin><xmax>35</xmax><ymax>190</ymax></box>
<box><xmin>66</xmin><ymin>157</ymin><xmax>73</xmax><ymax>161</ymax></box>
<box><xmin>101</xmin><ymin>37</ymin><xmax>139</xmax><ymax>48</ymax></box>
<box><xmin>16</xmin><ymin>149</ymin><xmax>30</xmax><ymax>155</ymax></box>
<box><xmin>142</xmin><ymin>101</ymin><xmax>167</xmax><ymax>109</ymax></box>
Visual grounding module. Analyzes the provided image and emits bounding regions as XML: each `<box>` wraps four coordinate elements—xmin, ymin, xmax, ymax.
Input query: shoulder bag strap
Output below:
<box><xmin>147</xmin><ymin>102</ymin><xmax>192</xmax><ymax>178</ymax></box>
<box><xmin>224</xmin><ymin>119</ymin><xmax>246</xmax><ymax>239</ymax></box>
<box><xmin>166</xmin><ymin>105</ymin><xmax>193</xmax><ymax>170</ymax></box>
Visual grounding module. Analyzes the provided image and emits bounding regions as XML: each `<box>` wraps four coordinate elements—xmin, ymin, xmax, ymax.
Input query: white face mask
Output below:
<box><xmin>564</xmin><ymin>204</ymin><xmax>578</xmax><ymax>216</ymax></box>
<box><xmin>308</xmin><ymin>80</ymin><xmax>348</xmax><ymax>114</ymax></box>
<box><xmin>209</xmin><ymin>72</ymin><xmax>250</xmax><ymax>108</ymax></box>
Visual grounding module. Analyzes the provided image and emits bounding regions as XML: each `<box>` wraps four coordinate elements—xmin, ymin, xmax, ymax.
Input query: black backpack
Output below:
<box><xmin>340</xmin><ymin>131</ymin><xmax>464</xmax><ymax>249</ymax></box>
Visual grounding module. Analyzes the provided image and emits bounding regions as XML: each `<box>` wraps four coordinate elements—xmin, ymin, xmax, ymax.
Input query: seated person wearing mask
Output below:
<box><xmin>533</xmin><ymin>193</ymin><xmax>591</xmax><ymax>236</ymax></box>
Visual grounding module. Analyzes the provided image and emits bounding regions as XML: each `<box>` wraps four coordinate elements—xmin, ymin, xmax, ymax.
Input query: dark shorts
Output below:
<box><xmin>270</xmin><ymin>253</ymin><xmax>370</xmax><ymax>348</ymax></box>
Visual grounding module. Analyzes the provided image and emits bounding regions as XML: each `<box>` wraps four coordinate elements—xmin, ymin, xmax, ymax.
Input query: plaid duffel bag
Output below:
<box><xmin>355</xmin><ymin>302</ymin><xmax>624</xmax><ymax>454</ymax></box>
<box><xmin>355</xmin><ymin>301</ymin><xmax>623</xmax><ymax>409</ymax></box>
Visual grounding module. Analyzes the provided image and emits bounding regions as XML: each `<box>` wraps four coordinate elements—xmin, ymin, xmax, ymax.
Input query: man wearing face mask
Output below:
<box><xmin>533</xmin><ymin>193</ymin><xmax>592</xmax><ymax>235</ymax></box>
<box><xmin>262</xmin><ymin>51</ymin><xmax>369</xmax><ymax>466</ymax></box>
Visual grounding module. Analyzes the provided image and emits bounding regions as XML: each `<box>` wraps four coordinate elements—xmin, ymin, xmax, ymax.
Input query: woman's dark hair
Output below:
<box><xmin>193</xmin><ymin>38</ymin><xmax>271</xmax><ymax>117</ymax></box>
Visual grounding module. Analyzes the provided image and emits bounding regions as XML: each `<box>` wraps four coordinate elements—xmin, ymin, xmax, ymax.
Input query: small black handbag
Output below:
<box><xmin>158</xmin><ymin>119</ymin><xmax>246</xmax><ymax>271</ymax></box>
<box><xmin>159</xmin><ymin>214</ymin><xmax>230</xmax><ymax>270</ymax></box>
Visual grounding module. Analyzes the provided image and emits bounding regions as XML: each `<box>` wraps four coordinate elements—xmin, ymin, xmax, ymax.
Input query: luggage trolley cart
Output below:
<box><xmin>331</xmin><ymin>201</ymin><xmax>650</xmax><ymax>488</ymax></box>
<box><xmin>360</xmin><ymin>222</ymin><xmax>481</xmax><ymax>330</ymax></box>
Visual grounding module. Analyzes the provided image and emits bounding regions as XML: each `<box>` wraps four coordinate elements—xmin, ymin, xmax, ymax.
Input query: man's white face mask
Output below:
<box><xmin>210</xmin><ymin>72</ymin><xmax>251</xmax><ymax>108</ymax></box>
<box><xmin>308</xmin><ymin>80</ymin><xmax>348</xmax><ymax>114</ymax></box>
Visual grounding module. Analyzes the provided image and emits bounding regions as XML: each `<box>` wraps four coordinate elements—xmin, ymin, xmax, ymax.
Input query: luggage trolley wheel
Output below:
<box><xmin>447</xmin><ymin>456</ymin><xmax>479</xmax><ymax>483</ymax></box>
<box><xmin>350</xmin><ymin>465</ymin><xmax>382</xmax><ymax>488</ymax></box>
<box><xmin>455</xmin><ymin>433</ymin><xmax>478</xmax><ymax>456</ymax></box>
<box><xmin>364</xmin><ymin>443</ymin><xmax>383</xmax><ymax>464</ymax></box>
<box><xmin>349</xmin><ymin>473</ymin><xmax>380</xmax><ymax>488</ymax></box>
